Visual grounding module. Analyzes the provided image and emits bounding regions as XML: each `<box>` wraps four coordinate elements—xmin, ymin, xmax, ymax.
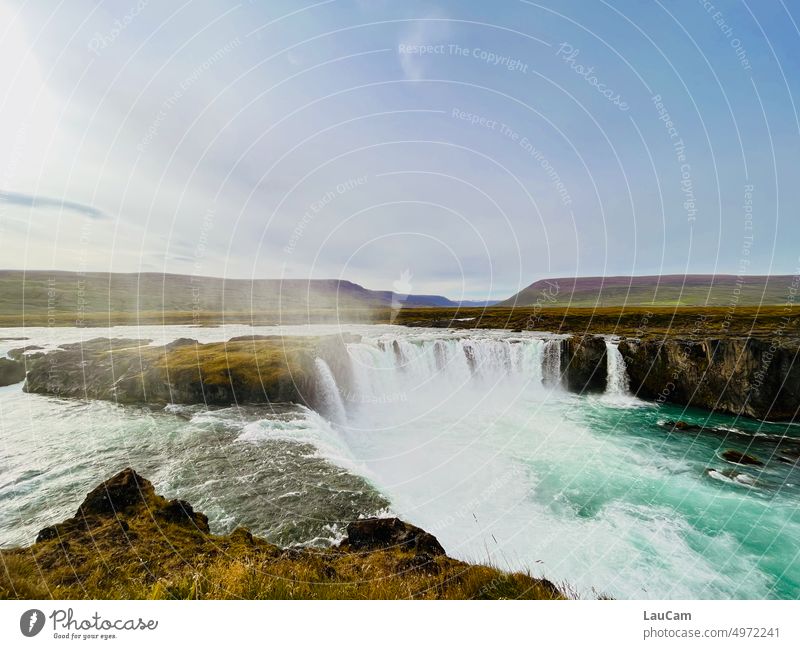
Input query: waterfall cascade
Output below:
<box><xmin>313</xmin><ymin>358</ymin><xmax>348</xmax><ymax>424</ymax></box>
<box><xmin>605</xmin><ymin>339</ymin><xmax>631</xmax><ymax>396</ymax></box>
<box><xmin>541</xmin><ymin>339</ymin><xmax>563</xmax><ymax>386</ymax></box>
<box><xmin>314</xmin><ymin>334</ymin><xmax>567</xmax><ymax>422</ymax></box>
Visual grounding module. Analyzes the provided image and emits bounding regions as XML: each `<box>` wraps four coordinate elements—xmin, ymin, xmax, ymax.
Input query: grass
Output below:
<box><xmin>21</xmin><ymin>335</ymin><xmax>345</xmax><ymax>406</ymax></box>
<box><xmin>0</xmin><ymin>469</ymin><xmax>565</xmax><ymax>601</ymax></box>
<box><xmin>395</xmin><ymin>305</ymin><xmax>800</xmax><ymax>338</ymax></box>
<box><xmin>5</xmin><ymin>305</ymin><xmax>799</xmax><ymax>340</ymax></box>
<box><xmin>0</xmin><ymin>308</ymin><xmax>388</xmax><ymax>327</ymax></box>
<box><xmin>0</xmin><ymin>546</ymin><xmax>564</xmax><ymax>600</ymax></box>
<box><xmin>156</xmin><ymin>338</ymin><xmax>316</xmax><ymax>390</ymax></box>
<box><xmin>499</xmin><ymin>278</ymin><xmax>798</xmax><ymax>308</ymax></box>
<box><xmin>2</xmin><ymin>270</ymin><xmax>797</xmax><ymax>331</ymax></box>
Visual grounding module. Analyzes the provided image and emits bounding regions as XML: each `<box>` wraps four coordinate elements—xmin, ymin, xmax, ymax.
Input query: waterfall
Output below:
<box><xmin>311</xmin><ymin>335</ymin><xmax>571</xmax><ymax>421</ymax></box>
<box><xmin>605</xmin><ymin>340</ymin><xmax>631</xmax><ymax>396</ymax></box>
<box><xmin>313</xmin><ymin>358</ymin><xmax>347</xmax><ymax>424</ymax></box>
<box><xmin>541</xmin><ymin>339</ymin><xmax>563</xmax><ymax>387</ymax></box>
<box><xmin>339</xmin><ymin>335</ymin><xmax>557</xmax><ymax>401</ymax></box>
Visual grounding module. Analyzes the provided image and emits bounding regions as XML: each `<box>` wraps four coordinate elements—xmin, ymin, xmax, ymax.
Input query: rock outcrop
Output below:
<box><xmin>7</xmin><ymin>345</ymin><xmax>44</xmax><ymax>361</ymax></box>
<box><xmin>0</xmin><ymin>357</ymin><xmax>26</xmax><ymax>386</ymax></box>
<box><xmin>22</xmin><ymin>331</ymin><xmax>800</xmax><ymax>422</ymax></box>
<box><xmin>342</xmin><ymin>517</ymin><xmax>446</xmax><ymax>556</ymax></box>
<box><xmin>618</xmin><ymin>337</ymin><xmax>800</xmax><ymax>421</ymax></box>
<box><xmin>22</xmin><ymin>335</ymin><xmax>357</xmax><ymax>411</ymax></box>
<box><xmin>562</xmin><ymin>335</ymin><xmax>607</xmax><ymax>393</ymax></box>
<box><xmin>0</xmin><ymin>468</ymin><xmax>564</xmax><ymax>600</ymax></box>
<box><xmin>36</xmin><ymin>467</ymin><xmax>209</xmax><ymax>543</ymax></box>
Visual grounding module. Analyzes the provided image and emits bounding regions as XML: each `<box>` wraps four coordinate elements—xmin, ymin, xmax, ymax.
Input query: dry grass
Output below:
<box><xmin>396</xmin><ymin>305</ymin><xmax>800</xmax><ymax>338</ymax></box>
<box><xmin>0</xmin><ymin>470</ymin><xmax>564</xmax><ymax>601</ymax></box>
<box><xmin>5</xmin><ymin>304</ymin><xmax>797</xmax><ymax>339</ymax></box>
<box><xmin>0</xmin><ymin>522</ymin><xmax>563</xmax><ymax>601</ymax></box>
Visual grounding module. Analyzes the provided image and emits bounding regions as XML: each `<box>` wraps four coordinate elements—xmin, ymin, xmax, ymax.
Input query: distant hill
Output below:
<box><xmin>499</xmin><ymin>274</ymin><xmax>796</xmax><ymax>307</ymax></box>
<box><xmin>0</xmin><ymin>270</ymin><xmax>478</xmax><ymax>324</ymax></box>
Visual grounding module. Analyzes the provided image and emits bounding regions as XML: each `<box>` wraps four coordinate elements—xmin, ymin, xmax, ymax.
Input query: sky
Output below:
<box><xmin>1</xmin><ymin>0</ymin><xmax>799</xmax><ymax>300</ymax></box>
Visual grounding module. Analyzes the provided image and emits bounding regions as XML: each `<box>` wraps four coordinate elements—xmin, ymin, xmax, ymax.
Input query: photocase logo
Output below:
<box><xmin>20</xmin><ymin>609</ymin><xmax>45</xmax><ymax>637</ymax></box>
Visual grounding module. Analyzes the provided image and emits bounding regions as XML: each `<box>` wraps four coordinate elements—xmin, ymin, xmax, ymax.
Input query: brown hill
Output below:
<box><xmin>499</xmin><ymin>274</ymin><xmax>796</xmax><ymax>307</ymax></box>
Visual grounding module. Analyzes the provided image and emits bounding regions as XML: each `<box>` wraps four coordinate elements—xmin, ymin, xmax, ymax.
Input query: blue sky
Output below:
<box><xmin>0</xmin><ymin>0</ymin><xmax>798</xmax><ymax>300</ymax></box>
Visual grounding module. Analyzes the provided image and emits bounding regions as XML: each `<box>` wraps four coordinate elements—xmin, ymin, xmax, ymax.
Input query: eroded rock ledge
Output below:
<box><xmin>16</xmin><ymin>331</ymin><xmax>799</xmax><ymax>421</ymax></box>
<box><xmin>0</xmin><ymin>468</ymin><xmax>562</xmax><ymax>600</ymax></box>
<box><xmin>557</xmin><ymin>334</ymin><xmax>798</xmax><ymax>421</ymax></box>
<box><xmin>21</xmin><ymin>335</ymin><xmax>357</xmax><ymax>411</ymax></box>
<box><xmin>617</xmin><ymin>336</ymin><xmax>800</xmax><ymax>421</ymax></box>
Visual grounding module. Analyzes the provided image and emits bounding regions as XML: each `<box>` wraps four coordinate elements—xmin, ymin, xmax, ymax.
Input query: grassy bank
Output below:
<box><xmin>395</xmin><ymin>305</ymin><xmax>800</xmax><ymax>338</ymax></box>
<box><xmin>4</xmin><ymin>305</ymin><xmax>799</xmax><ymax>339</ymax></box>
<box><xmin>0</xmin><ymin>469</ymin><xmax>565</xmax><ymax>600</ymax></box>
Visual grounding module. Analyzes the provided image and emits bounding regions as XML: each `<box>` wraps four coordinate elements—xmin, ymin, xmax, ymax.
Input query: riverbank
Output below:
<box><xmin>0</xmin><ymin>468</ymin><xmax>564</xmax><ymax>600</ymax></box>
<box><xmin>1</xmin><ymin>325</ymin><xmax>798</xmax><ymax>597</ymax></box>
<box><xmin>7</xmin><ymin>323</ymin><xmax>798</xmax><ymax>421</ymax></box>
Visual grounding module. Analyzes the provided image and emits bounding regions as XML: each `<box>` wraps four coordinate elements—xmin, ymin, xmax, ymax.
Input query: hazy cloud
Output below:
<box><xmin>0</xmin><ymin>191</ymin><xmax>109</xmax><ymax>220</ymax></box>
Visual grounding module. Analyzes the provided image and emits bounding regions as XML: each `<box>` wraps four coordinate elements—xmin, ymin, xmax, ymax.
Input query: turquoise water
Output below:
<box><xmin>1</xmin><ymin>325</ymin><xmax>798</xmax><ymax>599</ymax></box>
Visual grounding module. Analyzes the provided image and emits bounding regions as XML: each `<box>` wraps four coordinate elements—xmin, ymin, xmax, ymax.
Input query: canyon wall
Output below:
<box><xmin>12</xmin><ymin>331</ymin><xmax>800</xmax><ymax>422</ymax></box>
<box><xmin>21</xmin><ymin>335</ymin><xmax>356</xmax><ymax>412</ymax></box>
<box><xmin>617</xmin><ymin>336</ymin><xmax>799</xmax><ymax>421</ymax></box>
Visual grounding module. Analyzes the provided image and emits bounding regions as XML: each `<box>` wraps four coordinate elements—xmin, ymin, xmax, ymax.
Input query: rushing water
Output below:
<box><xmin>1</xmin><ymin>325</ymin><xmax>799</xmax><ymax>599</ymax></box>
<box><xmin>604</xmin><ymin>339</ymin><xmax>631</xmax><ymax>397</ymax></box>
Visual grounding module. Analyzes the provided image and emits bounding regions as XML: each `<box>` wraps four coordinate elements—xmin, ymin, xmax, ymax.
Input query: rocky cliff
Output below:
<box><xmin>0</xmin><ymin>468</ymin><xmax>563</xmax><ymax>600</ymax></box>
<box><xmin>562</xmin><ymin>335</ymin><xmax>608</xmax><ymax>393</ymax></box>
<box><xmin>618</xmin><ymin>336</ymin><xmax>800</xmax><ymax>421</ymax></box>
<box><xmin>17</xmin><ymin>331</ymin><xmax>800</xmax><ymax>422</ymax></box>
<box><xmin>556</xmin><ymin>334</ymin><xmax>799</xmax><ymax>421</ymax></box>
<box><xmin>22</xmin><ymin>335</ymin><xmax>356</xmax><ymax>411</ymax></box>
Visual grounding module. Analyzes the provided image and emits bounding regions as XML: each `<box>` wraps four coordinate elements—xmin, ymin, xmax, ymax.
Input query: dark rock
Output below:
<box><xmin>35</xmin><ymin>525</ymin><xmax>59</xmax><ymax>543</ymax></box>
<box><xmin>0</xmin><ymin>357</ymin><xmax>26</xmax><ymax>386</ymax></box>
<box><xmin>661</xmin><ymin>420</ymin><xmax>705</xmax><ymax>434</ymax></box>
<box><xmin>563</xmin><ymin>335</ymin><xmax>607</xmax><ymax>393</ymax></box>
<box><xmin>21</xmin><ymin>335</ymin><xmax>352</xmax><ymax>410</ymax></box>
<box><xmin>618</xmin><ymin>337</ymin><xmax>800</xmax><ymax>421</ymax></box>
<box><xmin>721</xmin><ymin>450</ymin><xmax>764</xmax><ymax>466</ymax></box>
<box><xmin>342</xmin><ymin>517</ymin><xmax>446</xmax><ymax>556</ymax></box>
<box><xmin>36</xmin><ymin>468</ymin><xmax>210</xmax><ymax>542</ymax></box>
<box><xmin>77</xmin><ymin>467</ymin><xmax>156</xmax><ymax>517</ymax></box>
<box><xmin>158</xmin><ymin>498</ymin><xmax>210</xmax><ymax>533</ymax></box>
<box><xmin>7</xmin><ymin>345</ymin><xmax>43</xmax><ymax>361</ymax></box>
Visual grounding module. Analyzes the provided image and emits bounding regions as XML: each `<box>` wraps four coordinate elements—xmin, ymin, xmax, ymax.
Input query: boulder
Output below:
<box><xmin>8</xmin><ymin>468</ymin><xmax>563</xmax><ymax>600</ymax></box>
<box><xmin>36</xmin><ymin>468</ymin><xmax>209</xmax><ymax>542</ymax></box>
<box><xmin>721</xmin><ymin>450</ymin><xmax>763</xmax><ymax>467</ymax></box>
<box><xmin>661</xmin><ymin>420</ymin><xmax>706</xmax><ymax>434</ymax></box>
<box><xmin>0</xmin><ymin>358</ymin><xmax>25</xmax><ymax>386</ymax></box>
<box><xmin>342</xmin><ymin>517</ymin><xmax>446</xmax><ymax>556</ymax></box>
